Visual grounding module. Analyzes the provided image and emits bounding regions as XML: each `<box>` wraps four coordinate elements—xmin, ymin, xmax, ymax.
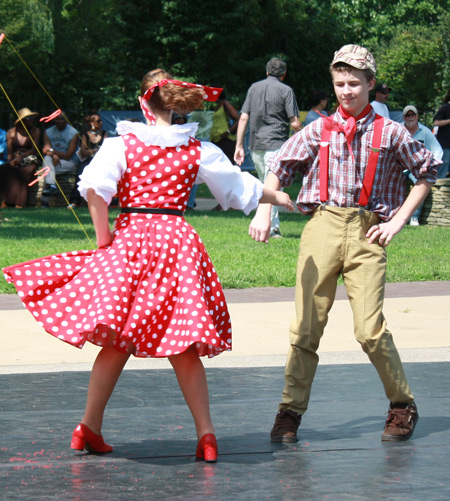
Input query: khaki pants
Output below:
<box><xmin>280</xmin><ymin>206</ymin><xmax>414</xmax><ymax>414</ymax></box>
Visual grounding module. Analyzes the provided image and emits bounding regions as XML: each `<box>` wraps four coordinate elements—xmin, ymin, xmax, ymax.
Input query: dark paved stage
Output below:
<box><xmin>1</xmin><ymin>363</ymin><xmax>449</xmax><ymax>500</ymax></box>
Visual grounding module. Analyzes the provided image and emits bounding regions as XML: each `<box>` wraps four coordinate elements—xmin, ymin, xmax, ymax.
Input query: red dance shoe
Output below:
<box><xmin>70</xmin><ymin>423</ymin><xmax>113</xmax><ymax>453</ymax></box>
<box><xmin>195</xmin><ymin>433</ymin><xmax>218</xmax><ymax>463</ymax></box>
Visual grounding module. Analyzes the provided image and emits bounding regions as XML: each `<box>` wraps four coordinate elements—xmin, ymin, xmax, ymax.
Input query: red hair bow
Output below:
<box><xmin>143</xmin><ymin>79</ymin><xmax>222</xmax><ymax>103</ymax></box>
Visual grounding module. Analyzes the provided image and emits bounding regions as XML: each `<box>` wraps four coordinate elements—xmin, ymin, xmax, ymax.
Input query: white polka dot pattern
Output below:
<box><xmin>3</xmin><ymin>135</ymin><xmax>232</xmax><ymax>359</ymax></box>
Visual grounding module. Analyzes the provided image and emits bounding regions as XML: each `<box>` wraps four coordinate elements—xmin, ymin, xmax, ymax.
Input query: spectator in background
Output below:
<box><xmin>235</xmin><ymin>57</ymin><xmax>301</xmax><ymax>238</ymax></box>
<box><xmin>433</xmin><ymin>89</ymin><xmax>450</xmax><ymax>179</ymax></box>
<box><xmin>0</xmin><ymin>108</ymin><xmax>41</xmax><ymax>208</ymax></box>
<box><xmin>68</xmin><ymin>111</ymin><xmax>108</xmax><ymax>208</ymax></box>
<box><xmin>402</xmin><ymin>105</ymin><xmax>443</xmax><ymax>225</ymax></box>
<box><xmin>304</xmin><ymin>90</ymin><xmax>328</xmax><ymax>126</ymax></box>
<box><xmin>210</xmin><ymin>89</ymin><xmax>240</xmax><ymax>163</ymax></box>
<box><xmin>370</xmin><ymin>83</ymin><xmax>391</xmax><ymax>118</ymax></box>
<box><xmin>41</xmin><ymin>113</ymin><xmax>78</xmax><ymax>207</ymax></box>
<box><xmin>172</xmin><ymin>112</ymin><xmax>188</xmax><ymax>125</ymax></box>
<box><xmin>0</xmin><ymin>127</ymin><xmax>7</xmax><ymax>164</ymax></box>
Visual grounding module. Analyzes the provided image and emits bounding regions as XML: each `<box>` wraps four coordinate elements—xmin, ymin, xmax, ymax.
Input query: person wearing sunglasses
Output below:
<box><xmin>402</xmin><ymin>105</ymin><xmax>443</xmax><ymax>225</ymax></box>
<box><xmin>68</xmin><ymin>111</ymin><xmax>108</xmax><ymax>208</ymax></box>
<box><xmin>370</xmin><ymin>83</ymin><xmax>391</xmax><ymax>118</ymax></box>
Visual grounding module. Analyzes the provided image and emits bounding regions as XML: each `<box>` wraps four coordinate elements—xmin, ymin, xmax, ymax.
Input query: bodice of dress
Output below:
<box><xmin>119</xmin><ymin>134</ymin><xmax>201</xmax><ymax>211</ymax></box>
<box><xmin>12</xmin><ymin>128</ymin><xmax>33</xmax><ymax>153</ymax></box>
<box><xmin>78</xmin><ymin>121</ymin><xmax>264</xmax><ymax>214</ymax></box>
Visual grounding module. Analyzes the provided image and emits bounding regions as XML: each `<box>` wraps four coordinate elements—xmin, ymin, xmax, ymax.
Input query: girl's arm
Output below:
<box><xmin>87</xmin><ymin>188</ymin><xmax>113</xmax><ymax>247</ymax></box>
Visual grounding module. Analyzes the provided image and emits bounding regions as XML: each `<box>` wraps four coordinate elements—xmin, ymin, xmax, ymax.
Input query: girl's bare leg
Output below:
<box><xmin>169</xmin><ymin>346</ymin><xmax>215</xmax><ymax>438</ymax></box>
<box><xmin>81</xmin><ymin>345</ymin><xmax>131</xmax><ymax>434</ymax></box>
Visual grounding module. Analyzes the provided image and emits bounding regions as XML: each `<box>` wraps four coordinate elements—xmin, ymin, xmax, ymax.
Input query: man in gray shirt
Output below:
<box><xmin>234</xmin><ymin>58</ymin><xmax>301</xmax><ymax>237</ymax></box>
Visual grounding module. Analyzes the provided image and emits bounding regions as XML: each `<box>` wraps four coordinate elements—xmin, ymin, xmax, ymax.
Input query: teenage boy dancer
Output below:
<box><xmin>249</xmin><ymin>44</ymin><xmax>441</xmax><ymax>443</ymax></box>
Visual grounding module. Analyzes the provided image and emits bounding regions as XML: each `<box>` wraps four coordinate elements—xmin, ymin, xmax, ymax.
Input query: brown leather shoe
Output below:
<box><xmin>382</xmin><ymin>402</ymin><xmax>419</xmax><ymax>442</ymax></box>
<box><xmin>270</xmin><ymin>409</ymin><xmax>302</xmax><ymax>443</ymax></box>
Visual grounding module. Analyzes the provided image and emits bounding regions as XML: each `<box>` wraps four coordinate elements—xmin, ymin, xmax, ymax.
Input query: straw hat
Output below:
<box><xmin>15</xmin><ymin>107</ymin><xmax>38</xmax><ymax>125</ymax></box>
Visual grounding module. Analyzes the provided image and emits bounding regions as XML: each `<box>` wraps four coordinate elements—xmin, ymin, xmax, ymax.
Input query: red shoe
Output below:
<box><xmin>195</xmin><ymin>433</ymin><xmax>218</xmax><ymax>463</ymax></box>
<box><xmin>70</xmin><ymin>423</ymin><xmax>113</xmax><ymax>453</ymax></box>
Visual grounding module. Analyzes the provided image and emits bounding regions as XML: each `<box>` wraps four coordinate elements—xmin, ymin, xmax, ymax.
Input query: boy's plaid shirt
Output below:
<box><xmin>269</xmin><ymin>108</ymin><xmax>440</xmax><ymax>221</ymax></box>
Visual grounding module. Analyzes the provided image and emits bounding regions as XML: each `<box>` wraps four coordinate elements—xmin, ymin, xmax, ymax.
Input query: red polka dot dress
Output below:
<box><xmin>3</xmin><ymin>128</ymin><xmax>237</xmax><ymax>358</ymax></box>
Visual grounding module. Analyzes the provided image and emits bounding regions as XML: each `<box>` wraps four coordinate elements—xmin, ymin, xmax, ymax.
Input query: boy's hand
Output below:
<box><xmin>366</xmin><ymin>219</ymin><xmax>405</xmax><ymax>247</ymax></box>
<box><xmin>274</xmin><ymin>191</ymin><xmax>295</xmax><ymax>212</ymax></box>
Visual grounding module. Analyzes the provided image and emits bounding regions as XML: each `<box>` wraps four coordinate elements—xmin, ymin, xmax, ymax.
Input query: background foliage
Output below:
<box><xmin>1</xmin><ymin>0</ymin><xmax>450</xmax><ymax>127</ymax></box>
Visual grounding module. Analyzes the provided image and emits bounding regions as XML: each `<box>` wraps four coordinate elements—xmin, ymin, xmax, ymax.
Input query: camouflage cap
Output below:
<box><xmin>331</xmin><ymin>44</ymin><xmax>376</xmax><ymax>76</ymax></box>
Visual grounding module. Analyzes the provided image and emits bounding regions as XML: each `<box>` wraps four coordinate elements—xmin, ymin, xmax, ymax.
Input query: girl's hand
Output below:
<box><xmin>97</xmin><ymin>230</ymin><xmax>114</xmax><ymax>248</ymax></box>
<box><xmin>274</xmin><ymin>191</ymin><xmax>295</xmax><ymax>212</ymax></box>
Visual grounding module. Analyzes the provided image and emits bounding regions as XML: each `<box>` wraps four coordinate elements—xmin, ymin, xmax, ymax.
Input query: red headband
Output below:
<box><xmin>142</xmin><ymin>79</ymin><xmax>222</xmax><ymax>103</ymax></box>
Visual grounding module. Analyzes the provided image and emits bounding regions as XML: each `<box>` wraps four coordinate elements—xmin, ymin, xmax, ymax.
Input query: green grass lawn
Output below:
<box><xmin>0</xmin><ymin>206</ymin><xmax>449</xmax><ymax>293</ymax></box>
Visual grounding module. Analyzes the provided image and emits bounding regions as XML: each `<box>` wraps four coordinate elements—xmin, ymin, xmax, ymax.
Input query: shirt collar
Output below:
<box><xmin>116</xmin><ymin>121</ymin><xmax>199</xmax><ymax>147</ymax></box>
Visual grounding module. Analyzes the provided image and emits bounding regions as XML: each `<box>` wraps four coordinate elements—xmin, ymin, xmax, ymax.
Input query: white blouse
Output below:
<box><xmin>78</xmin><ymin>121</ymin><xmax>263</xmax><ymax>215</ymax></box>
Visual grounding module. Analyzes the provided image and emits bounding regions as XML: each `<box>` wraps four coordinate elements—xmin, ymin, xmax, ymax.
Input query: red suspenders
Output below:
<box><xmin>319</xmin><ymin>114</ymin><xmax>384</xmax><ymax>207</ymax></box>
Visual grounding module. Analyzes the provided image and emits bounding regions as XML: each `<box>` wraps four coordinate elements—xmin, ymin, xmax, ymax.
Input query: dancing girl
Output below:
<box><xmin>4</xmin><ymin>69</ymin><xmax>293</xmax><ymax>462</ymax></box>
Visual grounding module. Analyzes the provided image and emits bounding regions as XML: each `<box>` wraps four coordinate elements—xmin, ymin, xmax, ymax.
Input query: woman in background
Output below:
<box><xmin>68</xmin><ymin>111</ymin><xmax>107</xmax><ymax>208</ymax></box>
<box><xmin>0</xmin><ymin>108</ymin><xmax>40</xmax><ymax>208</ymax></box>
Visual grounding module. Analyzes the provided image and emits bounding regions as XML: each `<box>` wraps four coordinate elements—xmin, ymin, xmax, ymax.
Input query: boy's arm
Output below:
<box><xmin>249</xmin><ymin>172</ymin><xmax>282</xmax><ymax>243</ymax></box>
<box><xmin>366</xmin><ymin>179</ymin><xmax>433</xmax><ymax>247</ymax></box>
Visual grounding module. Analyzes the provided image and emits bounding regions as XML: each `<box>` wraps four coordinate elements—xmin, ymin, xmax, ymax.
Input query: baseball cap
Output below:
<box><xmin>331</xmin><ymin>44</ymin><xmax>377</xmax><ymax>76</ymax></box>
<box><xmin>375</xmin><ymin>83</ymin><xmax>392</xmax><ymax>94</ymax></box>
<box><xmin>403</xmin><ymin>105</ymin><xmax>418</xmax><ymax>116</ymax></box>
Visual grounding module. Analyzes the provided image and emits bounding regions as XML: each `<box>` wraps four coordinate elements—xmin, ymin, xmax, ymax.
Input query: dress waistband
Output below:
<box><xmin>121</xmin><ymin>207</ymin><xmax>184</xmax><ymax>216</ymax></box>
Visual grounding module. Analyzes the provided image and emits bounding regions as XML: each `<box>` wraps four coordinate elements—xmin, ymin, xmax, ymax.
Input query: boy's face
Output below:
<box><xmin>332</xmin><ymin>68</ymin><xmax>375</xmax><ymax>117</ymax></box>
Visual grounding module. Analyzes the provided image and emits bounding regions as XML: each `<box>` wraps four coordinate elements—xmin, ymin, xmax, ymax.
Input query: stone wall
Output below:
<box><xmin>421</xmin><ymin>178</ymin><xmax>450</xmax><ymax>226</ymax></box>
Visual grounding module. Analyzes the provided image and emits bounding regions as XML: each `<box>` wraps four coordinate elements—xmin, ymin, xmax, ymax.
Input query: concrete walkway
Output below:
<box><xmin>1</xmin><ymin>198</ymin><xmax>449</xmax><ymax>373</ymax></box>
<box><xmin>1</xmin><ymin>281</ymin><xmax>449</xmax><ymax>374</ymax></box>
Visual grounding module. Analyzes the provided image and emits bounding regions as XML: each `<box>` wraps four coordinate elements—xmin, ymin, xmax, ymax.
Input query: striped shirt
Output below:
<box><xmin>269</xmin><ymin>108</ymin><xmax>440</xmax><ymax>221</ymax></box>
<box><xmin>242</xmin><ymin>76</ymin><xmax>299</xmax><ymax>151</ymax></box>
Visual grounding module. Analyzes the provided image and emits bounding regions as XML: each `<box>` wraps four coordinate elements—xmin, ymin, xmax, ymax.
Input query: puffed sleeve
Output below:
<box><xmin>196</xmin><ymin>141</ymin><xmax>264</xmax><ymax>215</ymax></box>
<box><xmin>78</xmin><ymin>137</ymin><xmax>127</xmax><ymax>205</ymax></box>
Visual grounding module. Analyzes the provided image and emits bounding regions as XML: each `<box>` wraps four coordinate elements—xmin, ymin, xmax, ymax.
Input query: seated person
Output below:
<box><xmin>41</xmin><ymin>113</ymin><xmax>78</xmax><ymax>205</ymax></box>
<box><xmin>0</xmin><ymin>127</ymin><xmax>7</xmax><ymax>164</ymax></box>
<box><xmin>69</xmin><ymin>111</ymin><xmax>108</xmax><ymax>208</ymax></box>
<box><xmin>0</xmin><ymin>108</ymin><xmax>41</xmax><ymax>208</ymax></box>
<box><xmin>304</xmin><ymin>90</ymin><xmax>328</xmax><ymax>126</ymax></box>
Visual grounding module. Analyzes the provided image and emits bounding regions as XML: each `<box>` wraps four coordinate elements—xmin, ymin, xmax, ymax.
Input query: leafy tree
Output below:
<box><xmin>376</xmin><ymin>25</ymin><xmax>442</xmax><ymax>112</ymax></box>
<box><xmin>0</xmin><ymin>0</ymin><xmax>54</xmax><ymax>124</ymax></box>
<box><xmin>2</xmin><ymin>0</ymin><xmax>449</xmax><ymax>121</ymax></box>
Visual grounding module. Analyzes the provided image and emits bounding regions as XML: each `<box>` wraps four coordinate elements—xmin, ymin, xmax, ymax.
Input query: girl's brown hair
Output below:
<box><xmin>140</xmin><ymin>69</ymin><xmax>204</xmax><ymax>114</ymax></box>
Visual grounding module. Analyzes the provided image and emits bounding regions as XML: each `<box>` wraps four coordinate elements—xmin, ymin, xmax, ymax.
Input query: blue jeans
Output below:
<box><xmin>437</xmin><ymin>148</ymin><xmax>450</xmax><ymax>179</ymax></box>
<box><xmin>187</xmin><ymin>184</ymin><xmax>198</xmax><ymax>209</ymax></box>
<box><xmin>406</xmin><ymin>172</ymin><xmax>423</xmax><ymax>220</ymax></box>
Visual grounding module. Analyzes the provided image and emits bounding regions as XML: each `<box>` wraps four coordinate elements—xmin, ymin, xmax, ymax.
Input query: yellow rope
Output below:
<box><xmin>0</xmin><ymin>34</ymin><xmax>96</xmax><ymax>248</ymax></box>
